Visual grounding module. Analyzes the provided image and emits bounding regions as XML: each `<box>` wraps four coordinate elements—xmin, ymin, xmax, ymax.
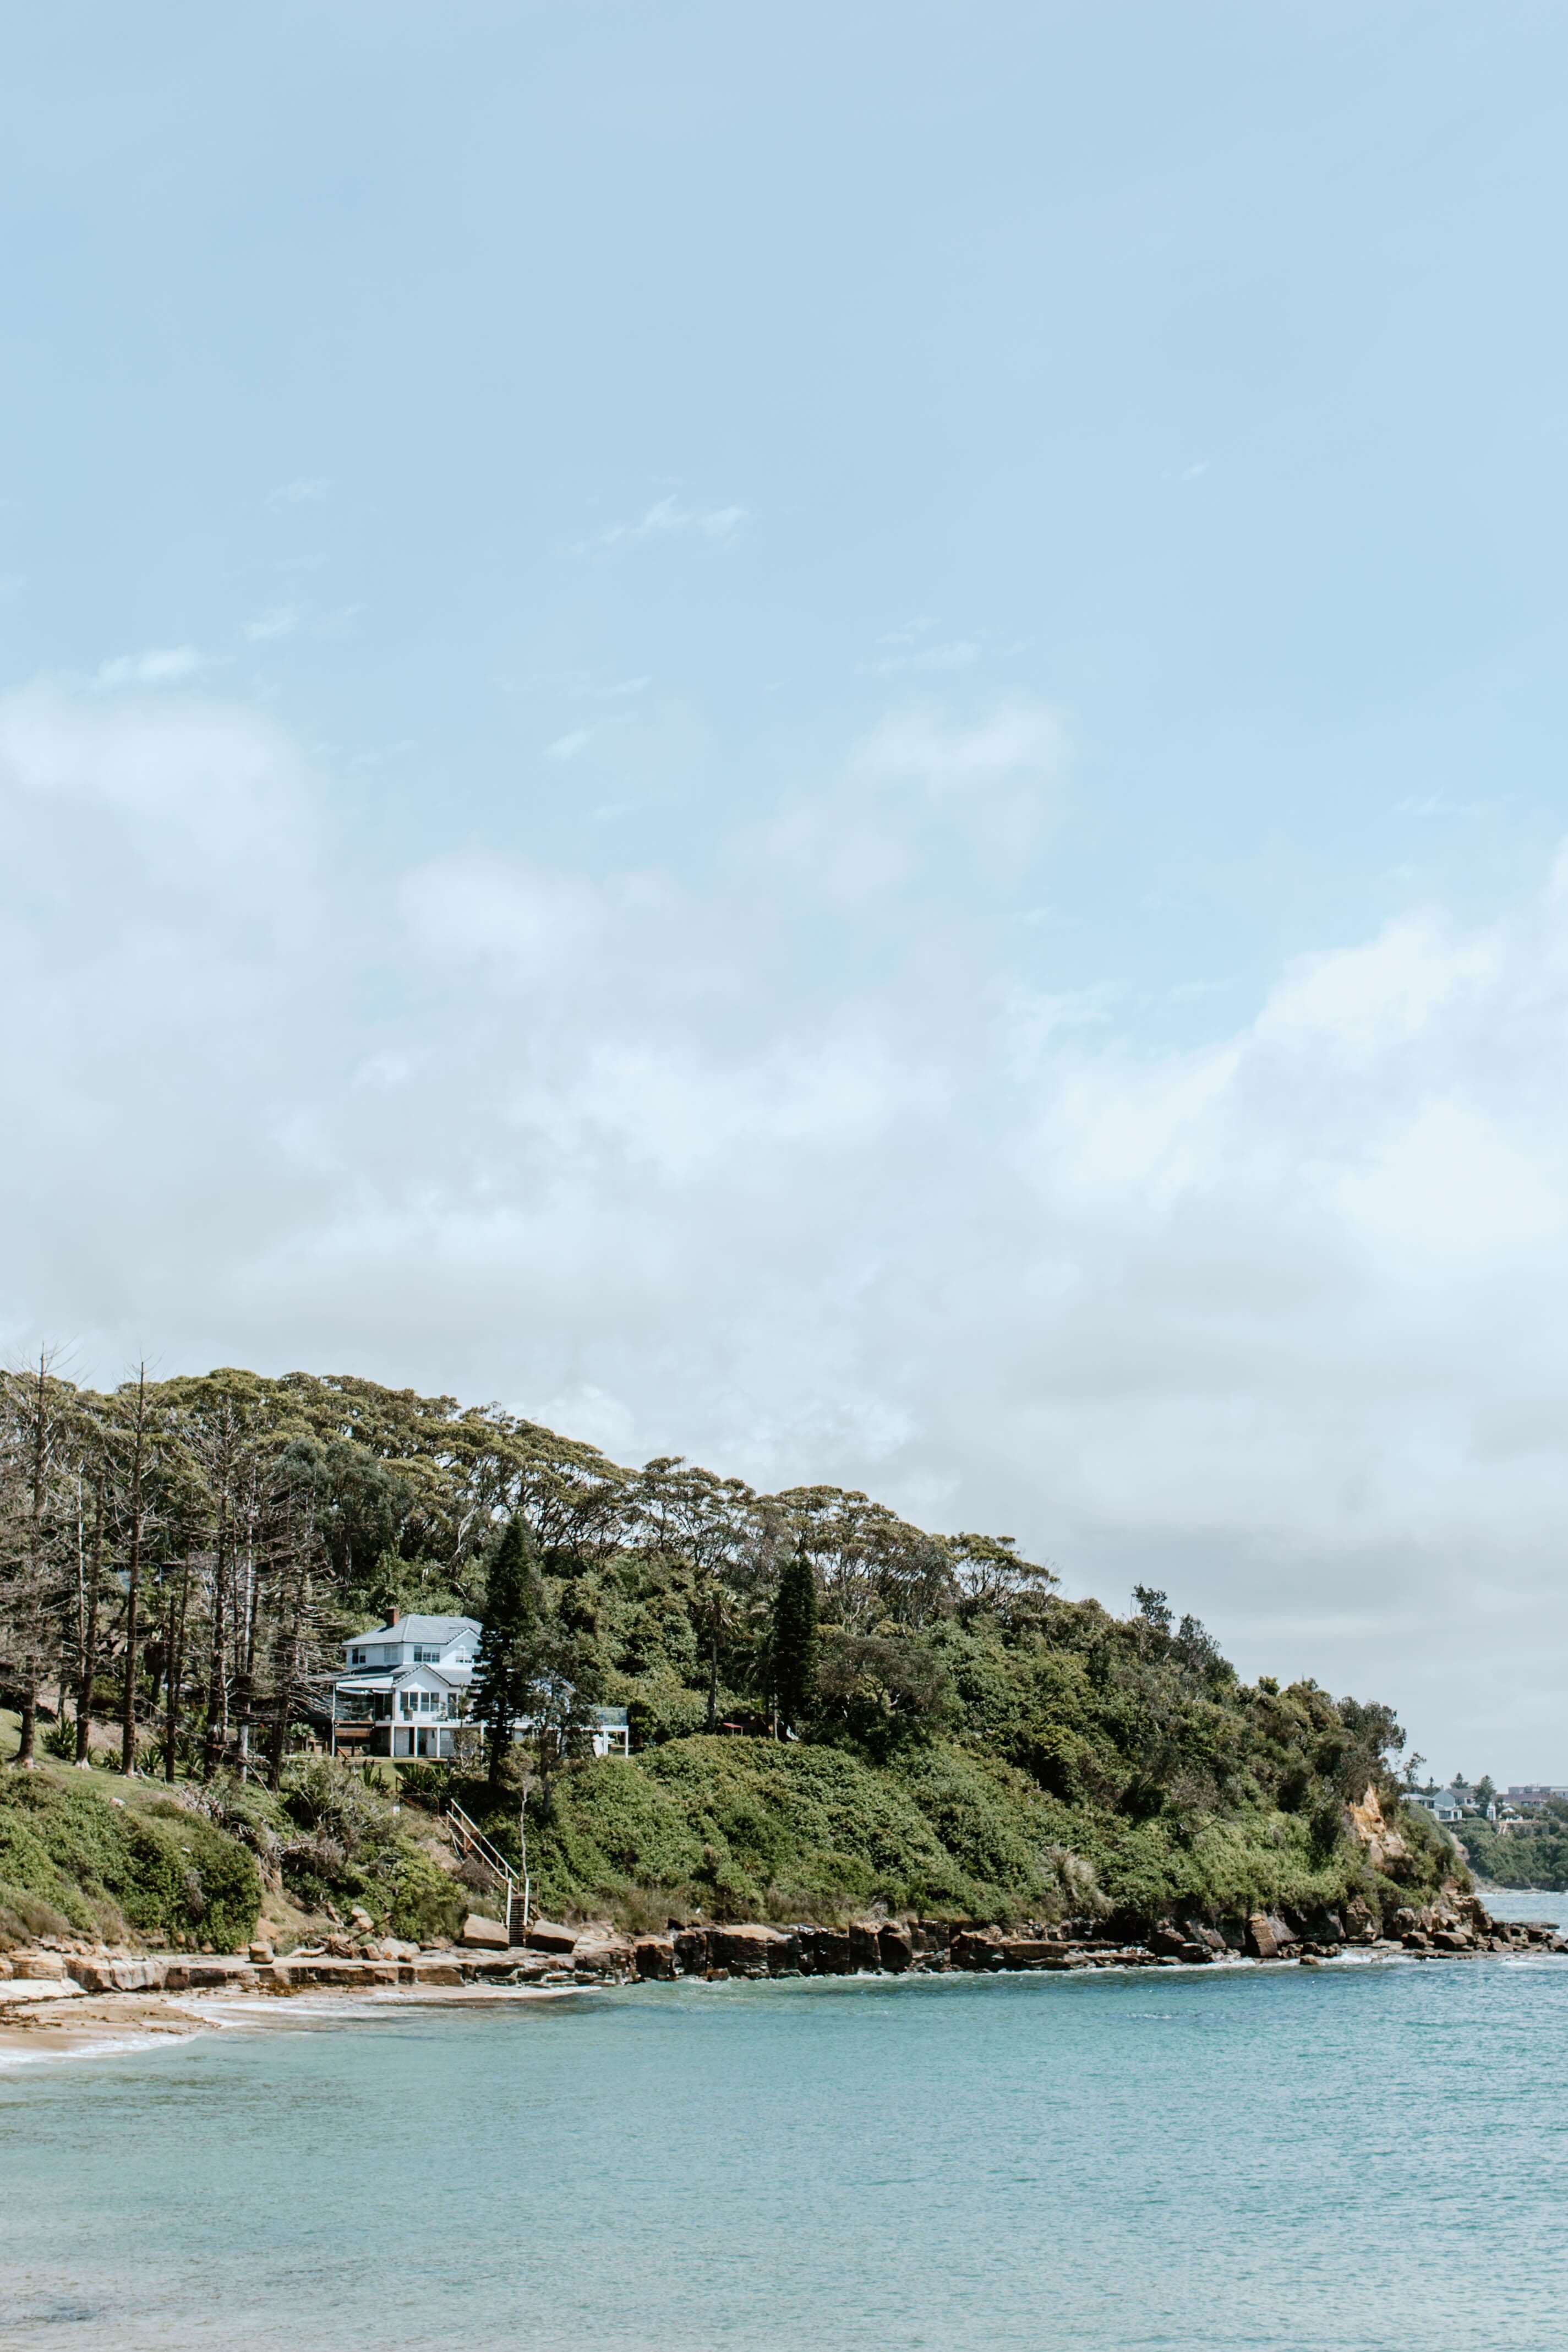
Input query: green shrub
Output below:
<box><xmin>0</xmin><ymin>1769</ymin><xmax>263</xmax><ymax>1949</ymax></box>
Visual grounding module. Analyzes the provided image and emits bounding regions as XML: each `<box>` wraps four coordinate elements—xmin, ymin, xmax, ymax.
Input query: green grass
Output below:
<box><xmin>0</xmin><ymin>1764</ymin><xmax>263</xmax><ymax>1949</ymax></box>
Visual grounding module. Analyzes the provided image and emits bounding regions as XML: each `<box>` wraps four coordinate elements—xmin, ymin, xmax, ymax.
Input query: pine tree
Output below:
<box><xmin>471</xmin><ymin>1513</ymin><xmax>543</xmax><ymax>1785</ymax></box>
<box><xmin>771</xmin><ymin>1542</ymin><xmax>819</xmax><ymax>1736</ymax></box>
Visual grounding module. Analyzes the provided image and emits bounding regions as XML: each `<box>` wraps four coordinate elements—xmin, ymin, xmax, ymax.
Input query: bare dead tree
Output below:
<box><xmin>74</xmin><ymin>1470</ymin><xmax>106</xmax><ymax>1765</ymax></box>
<box><xmin>117</xmin><ymin>1365</ymin><xmax>152</xmax><ymax>1777</ymax></box>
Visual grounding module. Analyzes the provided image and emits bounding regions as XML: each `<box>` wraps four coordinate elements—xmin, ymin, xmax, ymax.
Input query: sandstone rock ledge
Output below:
<box><xmin>2</xmin><ymin>1889</ymin><xmax>1561</xmax><ymax>2018</ymax></box>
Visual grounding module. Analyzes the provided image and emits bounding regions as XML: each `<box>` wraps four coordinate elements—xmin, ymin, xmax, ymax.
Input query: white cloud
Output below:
<box><xmin>855</xmin><ymin>700</ymin><xmax>1068</xmax><ymax>800</ymax></box>
<box><xmin>11</xmin><ymin>684</ymin><xmax>1568</xmax><ymax>1770</ymax></box>
<box><xmin>245</xmin><ymin>606</ymin><xmax>299</xmax><ymax>642</ymax></box>
<box><xmin>92</xmin><ymin>646</ymin><xmax>207</xmax><ymax>690</ymax></box>
<box><xmin>860</xmin><ymin>625</ymin><xmax>982</xmax><ymax>673</ymax></box>
<box><xmin>581</xmin><ymin>494</ymin><xmax>749</xmax><ymax>552</ymax></box>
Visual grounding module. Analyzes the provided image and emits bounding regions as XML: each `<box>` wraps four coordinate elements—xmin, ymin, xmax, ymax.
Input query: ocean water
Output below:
<box><xmin>4</xmin><ymin>1925</ymin><xmax>1568</xmax><ymax>2352</ymax></box>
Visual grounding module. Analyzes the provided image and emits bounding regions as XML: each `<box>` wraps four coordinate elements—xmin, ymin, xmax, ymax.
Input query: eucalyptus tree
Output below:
<box><xmin>0</xmin><ymin>1351</ymin><xmax>76</xmax><ymax>1767</ymax></box>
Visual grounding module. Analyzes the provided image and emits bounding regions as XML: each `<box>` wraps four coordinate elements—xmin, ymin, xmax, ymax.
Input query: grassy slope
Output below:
<box><xmin>0</xmin><ymin>1737</ymin><xmax>1456</xmax><ymax>1950</ymax></box>
<box><xmin>0</xmin><ymin>1761</ymin><xmax>469</xmax><ymax>1952</ymax></box>
<box><xmin>512</xmin><ymin>1733</ymin><xmax>1445</xmax><ymax>1933</ymax></box>
<box><xmin>0</xmin><ymin>1765</ymin><xmax>263</xmax><ymax>1948</ymax></box>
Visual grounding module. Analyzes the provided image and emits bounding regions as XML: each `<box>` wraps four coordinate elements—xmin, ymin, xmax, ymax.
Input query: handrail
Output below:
<box><xmin>447</xmin><ymin>1800</ymin><xmax>515</xmax><ymax>1884</ymax></box>
<box><xmin>446</xmin><ymin>1799</ymin><xmax>525</xmax><ymax>1940</ymax></box>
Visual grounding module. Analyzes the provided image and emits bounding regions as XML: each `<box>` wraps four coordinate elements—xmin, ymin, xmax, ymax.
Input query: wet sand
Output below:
<box><xmin>0</xmin><ymin>1977</ymin><xmax>590</xmax><ymax>2066</ymax></box>
<box><xmin>0</xmin><ymin>1993</ymin><xmax>212</xmax><ymax>2064</ymax></box>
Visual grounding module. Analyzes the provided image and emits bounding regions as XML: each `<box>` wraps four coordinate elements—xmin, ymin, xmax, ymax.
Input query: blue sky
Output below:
<box><xmin>6</xmin><ymin>2</ymin><xmax>1568</xmax><ymax>1773</ymax></box>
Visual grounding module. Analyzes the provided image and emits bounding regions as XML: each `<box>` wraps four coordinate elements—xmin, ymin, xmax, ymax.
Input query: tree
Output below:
<box><xmin>74</xmin><ymin>1470</ymin><xmax>106</xmax><ymax>1765</ymax></box>
<box><xmin>471</xmin><ymin>1514</ymin><xmax>543</xmax><ymax>1785</ymax></box>
<box><xmin>115</xmin><ymin>1366</ymin><xmax>154</xmax><ymax>1776</ymax></box>
<box><xmin>1132</xmin><ymin>1585</ymin><xmax>1172</xmax><ymax>1637</ymax></box>
<box><xmin>770</xmin><ymin>1542</ymin><xmax>819</xmax><ymax>1736</ymax></box>
<box><xmin>2</xmin><ymin>1354</ymin><xmax>55</xmax><ymax>1766</ymax></box>
<box><xmin>531</xmin><ymin>1626</ymin><xmax>604</xmax><ymax>1813</ymax></box>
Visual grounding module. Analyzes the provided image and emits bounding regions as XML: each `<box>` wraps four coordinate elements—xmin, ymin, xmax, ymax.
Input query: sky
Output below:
<box><xmin>4</xmin><ymin>0</ymin><xmax>1568</xmax><ymax>1777</ymax></box>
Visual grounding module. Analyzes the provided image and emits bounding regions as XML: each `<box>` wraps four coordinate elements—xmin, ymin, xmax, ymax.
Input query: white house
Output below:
<box><xmin>331</xmin><ymin>1612</ymin><xmax>480</xmax><ymax>1760</ymax></box>
<box><xmin>1408</xmin><ymin>1787</ymin><xmax>1463</xmax><ymax>1826</ymax></box>
<box><xmin>330</xmin><ymin>1610</ymin><xmax>631</xmax><ymax>1762</ymax></box>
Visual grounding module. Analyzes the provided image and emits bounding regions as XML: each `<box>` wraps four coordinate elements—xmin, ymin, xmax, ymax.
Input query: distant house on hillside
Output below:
<box><xmin>330</xmin><ymin>1610</ymin><xmax>631</xmax><ymax>1763</ymax></box>
<box><xmin>1408</xmin><ymin>1787</ymin><xmax>1463</xmax><ymax>1826</ymax></box>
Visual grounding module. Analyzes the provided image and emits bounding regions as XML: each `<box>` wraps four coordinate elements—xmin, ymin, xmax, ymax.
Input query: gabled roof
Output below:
<box><xmin>346</xmin><ymin>1615</ymin><xmax>480</xmax><ymax>1647</ymax></box>
<box><xmin>335</xmin><ymin>1662</ymin><xmax>468</xmax><ymax>1692</ymax></box>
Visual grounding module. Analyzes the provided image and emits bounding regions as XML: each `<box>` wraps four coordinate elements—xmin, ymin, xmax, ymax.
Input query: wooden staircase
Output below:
<box><xmin>446</xmin><ymin>1799</ymin><xmax>529</xmax><ymax>1940</ymax></box>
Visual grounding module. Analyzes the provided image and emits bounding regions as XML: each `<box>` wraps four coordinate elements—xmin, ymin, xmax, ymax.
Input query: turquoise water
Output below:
<box><xmin>4</xmin><ymin>1935</ymin><xmax>1568</xmax><ymax>2351</ymax></box>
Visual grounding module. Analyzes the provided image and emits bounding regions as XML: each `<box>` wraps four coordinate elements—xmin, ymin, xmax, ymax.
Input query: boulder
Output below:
<box><xmin>349</xmin><ymin>1905</ymin><xmax>375</xmax><ymax>1934</ymax></box>
<box><xmin>522</xmin><ymin>1920</ymin><xmax>578</xmax><ymax>1954</ymax></box>
<box><xmin>14</xmin><ymin>1953</ymin><xmax>67</xmax><ymax>1980</ymax></box>
<box><xmin>950</xmin><ymin>1933</ymin><xmax>1004</xmax><ymax>1972</ymax></box>
<box><xmin>878</xmin><ymin>1923</ymin><xmax>915</xmax><ymax>1973</ymax></box>
<box><xmin>797</xmin><ymin>1928</ymin><xmax>853</xmax><ymax>1976</ymax></box>
<box><xmin>634</xmin><ymin>1937</ymin><xmax>677</xmax><ymax>1980</ymax></box>
<box><xmin>997</xmin><ymin>1939</ymin><xmax>1069</xmax><ymax>1969</ymax></box>
<box><xmin>707</xmin><ymin>1925</ymin><xmax>794</xmax><ymax>1978</ymax></box>
<box><xmin>572</xmin><ymin>1939</ymin><xmax>637</xmax><ymax>1977</ymax></box>
<box><xmin>672</xmin><ymin>1928</ymin><xmax>709</xmax><ymax>1975</ymax></box>
<box><xmin>461</xmin><ymin>1913</ymin><xmax>511</xmax><ymax>1950</ymax></box>
<box><xmin>72</xmin><ymin>1957</ymin><xmax>167</xmax><ymax>1995</ymax></box>
<box><xmin>848</xmin><ymin>1922</ymin><xmax>883</xmax><ymax>1972</ymax></box>
<box><xmin>249</xmin><ymin>1941</ymin><xmax>274</xmax><ymax>1964</ymax></box>
<box><xmin>1246</xmin><ymin>1913</ymin><xmax>1293</xmax><ymax>1961</ymax></box>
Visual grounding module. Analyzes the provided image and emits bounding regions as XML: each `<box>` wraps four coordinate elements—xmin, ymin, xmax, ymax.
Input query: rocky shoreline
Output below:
<box><xmin>2</xmin><ymin>1887</ymin><xmax>1561</xmax><ymax>2025</ymax></box>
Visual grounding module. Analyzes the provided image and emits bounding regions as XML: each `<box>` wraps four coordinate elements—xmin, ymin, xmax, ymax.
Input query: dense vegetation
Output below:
<box><xmin>0</xmin><ymin>1365</ymin><xmax>1458</xmax><ymax>1942</ymax></box>
<box><xmin>0</xmin><ymin>1752</ymin><xmax>466</xmax><ymax>1949</ymax></box>
<box><xmin>1456</xmin><ymin>1807</ymin><xmax>1568</xmax><ymax>1892</ymax></box>
<box><xmin>0</xmin><ymin>1765</ymin><xmax>262</xmax><ymax>1949</ymax></box>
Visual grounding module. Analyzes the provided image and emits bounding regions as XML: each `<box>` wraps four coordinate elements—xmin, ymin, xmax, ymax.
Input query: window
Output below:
<box><xmin>414</xmin><ymin>1646</ymin><xmax>440</xmax><ymax>1663</ymax></box>
<box><xmin>351</xmin><ymin>1650</ymin><xmax>365</xmax><ymax>1665</ymax></box>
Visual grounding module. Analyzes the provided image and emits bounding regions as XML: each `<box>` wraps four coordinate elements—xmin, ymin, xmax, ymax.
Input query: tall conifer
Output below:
<box><xmin>771</xmin><ymin>1543</ymin><xmax>819</xmax><ymax>1736</ymax></box>
<box><xmin>472</xmin><ymin>1513</ymin><xmax>542</xmax><ymax>1785</ymax></box>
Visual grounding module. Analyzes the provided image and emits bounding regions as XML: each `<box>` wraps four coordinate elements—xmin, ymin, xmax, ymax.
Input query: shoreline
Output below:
<box><xmin>6</xmin><ymin>1887</ymin><xmax>1561</xmax><ymax>2072</ymax></box>
<box><xmin>6</xmin><ymin>1935</ymin><xmax>1564</xmax><ymax>2073</ymax></box>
